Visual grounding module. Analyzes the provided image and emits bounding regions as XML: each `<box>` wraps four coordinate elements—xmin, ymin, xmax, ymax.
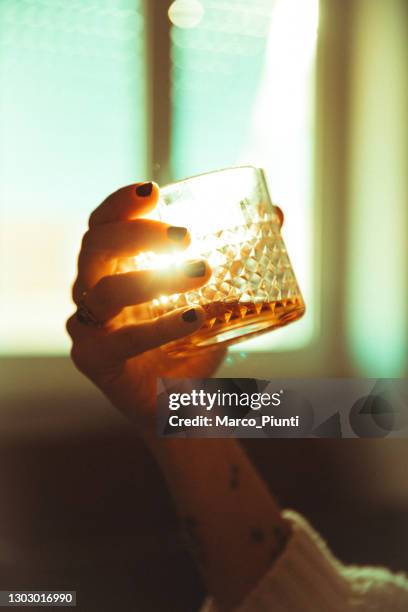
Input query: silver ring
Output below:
<box><xmin>76</xmin><ymin>293</ymin><xmax>104</xmax><ymax>328</ymax></box>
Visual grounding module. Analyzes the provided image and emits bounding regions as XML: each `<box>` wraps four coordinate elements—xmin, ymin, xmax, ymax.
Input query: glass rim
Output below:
<box><xmin>161</xmin><ymin>164</ymin><xmax>265</xmax><ymax>191</ymax></box>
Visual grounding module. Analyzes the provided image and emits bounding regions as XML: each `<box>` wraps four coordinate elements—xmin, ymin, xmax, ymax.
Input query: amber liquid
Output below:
<box><xmin>162</xmin><ymin>296</ymin><xmax>305</xmax><ymax>357</ymax></box>
<box><xmin>144</xmin><ymin>214</ymin><xmax>305</xmax><ymax>357</ymax></box>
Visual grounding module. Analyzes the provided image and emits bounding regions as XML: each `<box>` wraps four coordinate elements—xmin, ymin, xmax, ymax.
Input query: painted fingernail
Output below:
<box><xmin>167</xmin><ymin>226</ymin><xmax>188</xmax><ymax>242</ymax></box>
<box><xmin>184</xmin><ymin>260</ymin><xmax>206</xmax><ymax>278</ymax></box>
<box><xmin>182</xmin><ymin>308</ymin><xmax>198</xmax><ymax>323</ymax></box>
<box><xmin>136</xmin><ymin>182</ymin><xmax>153</xmax><ymax>197</ymax></box>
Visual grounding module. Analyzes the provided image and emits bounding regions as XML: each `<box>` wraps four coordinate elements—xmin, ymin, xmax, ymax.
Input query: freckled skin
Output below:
<box><xmin>230</xmin><ymin>464</ymin><xmax>240</xmax><ymax>489</ymax></box>
<box><xmin>250</xmin><ymin>528</ymin><xmax>266</xmax><ymax>544</ymax></box>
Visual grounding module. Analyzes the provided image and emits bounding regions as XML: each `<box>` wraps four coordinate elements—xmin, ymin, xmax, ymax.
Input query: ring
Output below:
<box><xmin>76</xmin><ymin>293</ymin><xmax>104</xmax><ymax>328</ymax></box>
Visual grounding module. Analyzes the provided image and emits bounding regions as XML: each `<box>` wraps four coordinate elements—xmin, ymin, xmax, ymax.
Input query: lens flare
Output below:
<box><xmin>168</xmin><ymin>0</ymin><xmax>204</xmax><ymax>29</ymax></box>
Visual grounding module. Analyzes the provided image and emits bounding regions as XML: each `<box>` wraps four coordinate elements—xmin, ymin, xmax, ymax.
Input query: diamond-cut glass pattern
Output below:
<box><xmin>146</xmin><ymin>216</ymin><xmax>300</xmax><ymax>318</ymax></box>
<box><xmin>134</xmin><ymin>167</ymin><xmax>304</xmax><ymax>336</ymax></box>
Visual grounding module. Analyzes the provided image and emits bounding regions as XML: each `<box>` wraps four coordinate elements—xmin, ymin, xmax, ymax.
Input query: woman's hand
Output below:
<box><xmin>66</xmin><ymin>181</ymin><xmax>225</xmax><ymax>438</ymax></box>
<box><xmin>66</xmin><ymin>182</ymin><xmax>291</xmax><ymax>612</ymax></box>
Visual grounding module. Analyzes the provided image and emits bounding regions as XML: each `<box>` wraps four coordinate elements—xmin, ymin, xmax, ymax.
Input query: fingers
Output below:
<box><xmin>103</xmin><ymin>306</ymin><xmax>205</xmax><ymax>363</ymax></box>
<box><xmin>84</xmin><ymin>259</ymin><xmax>211</xmax><ymax>322</ymax></box>
<box><xmin>89</xmin><ymin>181</ymin><xmax>160</xmax><ymax>227</ymax></box>
<box><xmin>73</xmin><ymin>219</ymin><xmax>191</xmax><ymax>303</ymax></box>
<box><xmin>67</xmin><ymin>306</ymin><xmax>206</xmax><ymax>368</ymax></box>
<box><xmin>82</xmin><ymin>219</ymin><xmax>191</xmax><ymax>256</ymax></box>
<box><xmin>274</xmin><ymin>205</ymin><xmax>284</xmax><ymax>227</ymax></box>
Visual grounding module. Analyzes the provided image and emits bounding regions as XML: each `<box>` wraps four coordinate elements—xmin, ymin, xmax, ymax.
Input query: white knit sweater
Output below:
<box><xmin>200</xmin><ymin>510</ymin><xmax>408</xmax><ymax>612</ymax></box>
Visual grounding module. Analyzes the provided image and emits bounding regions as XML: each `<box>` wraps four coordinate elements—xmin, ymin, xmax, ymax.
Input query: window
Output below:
<box><xmin>0</xmin><ymin>0</ymin><xmax>148</xmax><ymax>353</ymax></box>
<box><xmin>170</xmin><ymin>0</ymin><xmax>319</xmax><ymax>352</ymax></box>
<box><xmin>1</xmin><ymin>0</ymin><xmax>406</xmax><ymax>377</ymax></box>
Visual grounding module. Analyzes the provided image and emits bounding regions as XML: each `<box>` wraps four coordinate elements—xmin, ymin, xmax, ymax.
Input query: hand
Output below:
<box><xmin>66</xmin><ymin>181</ymin><xmax>225</xmax><ymax>438</ymax></box>
<box><xmin>66</xmin><ymin>182</ymin><xmax>290</xmax><ymax>612</ymax></box>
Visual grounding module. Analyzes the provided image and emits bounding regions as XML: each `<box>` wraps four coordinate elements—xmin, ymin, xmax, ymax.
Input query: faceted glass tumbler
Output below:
<box><xmin>135</xmin><ymin>166</ymin><xmax>305</xmax><ymax>357</ymax></box>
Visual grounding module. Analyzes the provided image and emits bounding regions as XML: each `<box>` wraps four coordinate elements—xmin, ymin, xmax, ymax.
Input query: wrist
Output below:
<box><xmin>143</xmin><ymin>433</ymin><xmax>243</xmax><ymax>462</ymax></box>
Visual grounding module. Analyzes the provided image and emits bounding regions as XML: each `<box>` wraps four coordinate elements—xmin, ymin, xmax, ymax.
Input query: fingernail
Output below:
<box><xmin>182</xmin><ymin>308</ymin><xmax>198</xmax><ymax>323</ymax></box>
<box><xmin>184</xmin><ymin>260</ymin><xmax>206</xmax><ymax>278</ymax></box>
<box><xmin>136</xmin><ymin>182</ymin><xmax>153</xmax><ymax>197</ymax></box>
<box><xmin>167</xmin><ymin>226</ymin><xmax>188</xmax><ymax>242</ymax></box>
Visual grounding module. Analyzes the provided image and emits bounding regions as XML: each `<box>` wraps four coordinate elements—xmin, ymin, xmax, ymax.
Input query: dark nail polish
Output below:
<box><xmin>136</xmin><ymin>182</ymin><xmax>153</xmax><ymax>197</ymax></box>
<box><xmin>167</xmin><ymin>226</ymin><xmax>188</xmax><ymax>242</ymax></box>
<box><xmin>184</xmin><ymin>260</ymin><xmax>206</xmax><ymax>278</ymax></box>
<box><xmin>182</xmin><ymin>308</ymin><xmax>198</xmax><ymax>323</ymax></box>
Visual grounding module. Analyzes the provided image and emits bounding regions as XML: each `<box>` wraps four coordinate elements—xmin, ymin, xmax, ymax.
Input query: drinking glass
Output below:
<box><xmin>134</xmin><ymin>166</ymin><xmax>305</xmax><ymax>356</ymax></box>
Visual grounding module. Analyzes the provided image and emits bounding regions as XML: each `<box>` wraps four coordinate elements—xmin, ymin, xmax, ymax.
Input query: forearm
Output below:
<box><xmin>146</xmin><ymin>436</ymin><xmax>291</xmax><ymax>611</ymax></box>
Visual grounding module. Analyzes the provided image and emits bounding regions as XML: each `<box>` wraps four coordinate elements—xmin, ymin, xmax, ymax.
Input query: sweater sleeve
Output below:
<box><xmin>199</xmin><ymin>510</ymin><xmax>408</xmax><ymax>612</ymax></box>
